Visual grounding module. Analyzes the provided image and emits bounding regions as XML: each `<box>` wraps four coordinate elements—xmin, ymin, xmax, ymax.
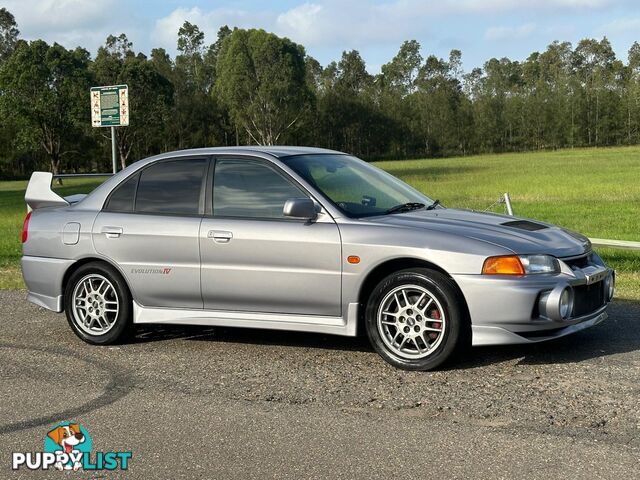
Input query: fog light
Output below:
<box><xmin>538</xmin><ymin>284</ymin><xmax>573</xmax><ymax>321</ymax></box>
<box><xmin>559</xmin><ymin>287</ymin><xmax>573</xmax><ymax>320</ymax></box>
<box><xmin>604</xmin><ymin>273</ymin><xmax>615</xmax><ymax>301</ymax></box>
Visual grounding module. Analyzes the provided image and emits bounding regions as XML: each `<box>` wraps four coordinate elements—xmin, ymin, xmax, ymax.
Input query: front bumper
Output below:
<box><xmin>21</xmin><ymin>256</ymin><xmax>72</xmax><ymax>312</ymax></box>
<box><xmin>471</xmin><ymin>308</ymin><xmax>607</xmax><ymax>346</ymax></box>
<box><xmin>452</xmin><ymin>255</ymin><xmax>614</xmax><ymax>346</ymax></box>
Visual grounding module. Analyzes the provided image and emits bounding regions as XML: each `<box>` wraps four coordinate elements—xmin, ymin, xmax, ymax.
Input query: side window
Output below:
<box><xmin>135</xmin><ymin>159</ymin><xmax>207</xmax><ymax>215</ymax></box>
<box><xmin>104</xmin><ymin>173</ymin><xmax>138</xmax><ymax>212</ymax></box>
<box><xmin>213</xmin><ymin>159</ymin><xmax>306</xmax><ymax>219</ymax></box>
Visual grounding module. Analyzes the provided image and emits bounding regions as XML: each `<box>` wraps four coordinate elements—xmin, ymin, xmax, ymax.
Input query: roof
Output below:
<box><xmin>156</xmin><ymin>145</ymin><xmax>344</xmax><ymax>159</ymax></box>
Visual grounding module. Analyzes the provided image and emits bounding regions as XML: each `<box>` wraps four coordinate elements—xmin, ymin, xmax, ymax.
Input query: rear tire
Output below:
<box><xmin>64</xmin><ymin>261</ymin><xmax>132</xmax><ymax>345</ymax></box>
<box><xmin>365</xmin><ymin>268</ymin><xmax>466</xmax><ymax>371</ymax></box>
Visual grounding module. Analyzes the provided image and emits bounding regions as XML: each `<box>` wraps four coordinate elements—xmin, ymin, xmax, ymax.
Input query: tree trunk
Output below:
<box><xmin>50</xmin><ymin>157</ymin><xmax>63</xmax><ymax>185</ymax></box>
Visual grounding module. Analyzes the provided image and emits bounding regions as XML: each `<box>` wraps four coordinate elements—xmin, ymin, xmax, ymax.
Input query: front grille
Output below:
<box><xmin>563</xmin><ymin>254</ymin><xmax>590</xmax><ymax>270</ymax></box>
<box><xmin>572</xmin><ymin>280</ymin><xmax>606</xmax><ymax>317</ymax></box>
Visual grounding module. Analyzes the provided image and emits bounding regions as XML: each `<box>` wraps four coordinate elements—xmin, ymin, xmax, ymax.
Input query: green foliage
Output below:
<box><xmin>0</xmin><ymin>40</ymin><xmax>92</xmax><ymax>176</ymax></box>
<box><xmin>0</xmin><ymin>7</ymin><xmax>19</xmax><ymax>62</ymax></box>
<box><xmin>216</xmin><ymin>28</ymin><xmax>312</xmax><ymax>145</ymax></box>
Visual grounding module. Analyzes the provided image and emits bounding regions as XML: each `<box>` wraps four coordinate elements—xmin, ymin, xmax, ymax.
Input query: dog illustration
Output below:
<box><xmin>47</xmin><ymin>424</ymin><xmax>85</xmax><ymax>471</ymax></box>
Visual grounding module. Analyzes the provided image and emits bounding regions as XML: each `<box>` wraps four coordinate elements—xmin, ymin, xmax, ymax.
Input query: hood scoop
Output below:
<box><xmin>501</xmin><ymin>220</ymin><xmax>548</xmax><ymax>231</ymax></box>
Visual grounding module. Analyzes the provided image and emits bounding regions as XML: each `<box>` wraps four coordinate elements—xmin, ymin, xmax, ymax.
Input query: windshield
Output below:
<box><xmin>282</xmin><ymin>154</ymin><xmax>433</xmax><ymax>218</ymax></box>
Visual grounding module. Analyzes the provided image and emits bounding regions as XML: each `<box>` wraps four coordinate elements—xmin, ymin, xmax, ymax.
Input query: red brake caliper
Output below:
<box><xmin>429</xmin><ymin>308</ymin><xmax>441</xmax><ymax>339</ymax></box>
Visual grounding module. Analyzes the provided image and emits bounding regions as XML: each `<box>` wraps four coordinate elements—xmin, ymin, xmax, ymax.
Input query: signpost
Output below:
<box><xmin>90</xmin><ymin>85</ymin><xmax>129</xmax><ymax>174</ymax></box>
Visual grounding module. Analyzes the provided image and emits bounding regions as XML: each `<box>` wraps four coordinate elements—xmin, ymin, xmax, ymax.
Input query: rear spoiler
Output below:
<box><xmin>25</xmin><ymin>172</ymin><xmax>69</xmax><ymax>211</ymax></box>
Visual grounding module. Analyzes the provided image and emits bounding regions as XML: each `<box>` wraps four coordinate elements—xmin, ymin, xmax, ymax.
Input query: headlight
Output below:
<box><xmin>519</xmin><ymin>254</ymin><xmax>560</xmax><ymax>274</ymax></box>
<box><xmin>482</xmin><ymin>254</ymin><xmax>559</xmax><ymax>275</ymax></box>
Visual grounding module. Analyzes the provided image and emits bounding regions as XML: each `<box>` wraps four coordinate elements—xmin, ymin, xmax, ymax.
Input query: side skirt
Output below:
<box><xmin>133</xmin><ymin>302</ymin><xmax>360</xmax><ymax>337</ymax></box>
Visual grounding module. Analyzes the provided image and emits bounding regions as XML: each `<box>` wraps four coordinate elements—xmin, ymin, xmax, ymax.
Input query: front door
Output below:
<box><xmin>93</xmin><ymin>157</ymin><xmax>208</xmax><ymax>309</ymax></box>
<box><xmin>200</xmin><ymin>157</ymin><xmax>342</xmax><ymax>316</ymax></box>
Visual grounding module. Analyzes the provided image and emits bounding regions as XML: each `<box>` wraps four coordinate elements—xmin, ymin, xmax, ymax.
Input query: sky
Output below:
<box><xmin>4</xmin><ymin>0</ymin><xmax>640</xmax><ymax>73</ymax></box>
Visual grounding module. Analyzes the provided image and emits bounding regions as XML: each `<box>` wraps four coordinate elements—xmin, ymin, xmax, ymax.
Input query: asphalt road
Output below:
<box><xmin>1</xmin><ymin>290</ymin><xmax>639</xmax><ymax>479</ymax></box>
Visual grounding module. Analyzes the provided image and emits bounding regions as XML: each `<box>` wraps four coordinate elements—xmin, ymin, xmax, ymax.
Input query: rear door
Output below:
<box><xmin>199</xmin><ymin>157</ymin><xmax>342</xmax><ymax>316</ymax></box>
<box><xmin>93</xmin><ymin>157</ymin><xmax>208</xmax><ymax>309</ymax></box>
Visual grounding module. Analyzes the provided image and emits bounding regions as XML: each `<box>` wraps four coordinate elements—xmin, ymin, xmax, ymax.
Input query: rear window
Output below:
<box><xmin>104</xmin><ymin>174</ymin><xmax>138</xmax><ymax>212</ymax></box>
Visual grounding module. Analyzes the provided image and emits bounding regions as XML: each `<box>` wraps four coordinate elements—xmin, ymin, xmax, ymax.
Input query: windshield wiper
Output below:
<box><xmin>425</xmin><ymin>199</ymin><xmax>441</xmax><ymax>210</ymax></box>
<box><xmin>385</xmin><ymin>202</ymin><xmax>426</xmax><ymax>214</ymax></box>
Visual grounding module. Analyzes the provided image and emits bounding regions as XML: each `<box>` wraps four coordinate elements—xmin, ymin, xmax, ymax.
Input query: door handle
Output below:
<box><xmin>101</xmin><ymin>226</ymin><xmax>123</xmax><ymax>238</ymax></box>
<box><xmin>208</xmin><ymin>230</ymin><xmax>233</xmax><ymax>243</ymax></box>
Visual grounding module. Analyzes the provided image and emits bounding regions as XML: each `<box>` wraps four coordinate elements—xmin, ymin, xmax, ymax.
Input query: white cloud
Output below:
<box><xmin>5</xmin><ymin>0</ymin><xmax>112</xmax><ymax>31</ymax></box>
<box><xmin>151</xmin><ymin>6</ymin><xmax>275</xmax><ymax>53</ymax></box>
<box><xmin>275</xmin><ymin>1</ymin><xmax>413</xmax><ymax>48</ymax></box>
<box><xmin>485</xmin><ymin>23</ymin><xmax>537</xmax><ymax>41</ymax></box>
<box><xmin>4</xmin><ymin>0</ymin><xmax>141</xmax><ymax>53</ymax></box>
<box><xmin>275</xmin><ymin>3</ymin><xmax>324</xmax><ymax>44</ymax></box>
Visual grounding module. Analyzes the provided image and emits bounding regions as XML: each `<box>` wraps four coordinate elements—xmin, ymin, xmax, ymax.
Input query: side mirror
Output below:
<box><xmin>283</xmin><ymin>198</ymin><xmax>317</xmax><ymax>220</ymax></box>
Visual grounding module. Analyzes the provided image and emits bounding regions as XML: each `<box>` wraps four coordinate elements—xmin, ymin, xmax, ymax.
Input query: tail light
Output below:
<box><xmin>21</xmin><ymin>211</ymin><xmax>32</xmax><ymax>243</ymax></box>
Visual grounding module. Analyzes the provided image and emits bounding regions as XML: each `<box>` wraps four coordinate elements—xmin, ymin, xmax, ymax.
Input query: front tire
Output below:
<box><xmin>365</xmin><ymin>268</ymin><xmax>466</xmax><ymax>371</ymax></box>
<box><xmin>64</xmin><ymin>262</ymin><xmax>132</xmax><ymax>345</ymax></box>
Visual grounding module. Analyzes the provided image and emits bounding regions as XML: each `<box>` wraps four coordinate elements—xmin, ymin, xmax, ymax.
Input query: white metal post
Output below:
<box><xmin>111</xmin><ymin>126</ymin><xmax>117</xmax><ymax>174</ymax></box>
<box><xmin>503</xmin><ymin>192</ymin><xmax>514</xmax><ymax>216</ymax></box>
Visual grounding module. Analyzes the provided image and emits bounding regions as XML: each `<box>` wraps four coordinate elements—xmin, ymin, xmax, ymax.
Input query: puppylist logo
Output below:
<box><xmin>12</xmin><ymin>421</ymin><xmax>132</xmax><ymax>472</ymax></box>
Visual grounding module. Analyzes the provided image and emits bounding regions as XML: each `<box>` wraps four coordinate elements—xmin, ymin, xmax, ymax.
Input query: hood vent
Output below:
<box><xmin>501</xmin><ymin>220</ymin><xmax>548</xmax><ymax>231</ymax></box>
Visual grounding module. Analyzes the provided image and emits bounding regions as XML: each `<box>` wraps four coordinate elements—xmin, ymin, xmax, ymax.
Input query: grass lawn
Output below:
<box><xmin>374</xmin><ymin>146</ymin><xmax>640</xmax><ymax>299</ymax></box>
<box><xmin>1</xmin><ymin>146</ymin><xmax>638</xmax><ymax>299</ymax></box>
<box><xmin>0</xmin><ymin>177</ymin><xmax>106</xmax><ymax>289</ymax></box>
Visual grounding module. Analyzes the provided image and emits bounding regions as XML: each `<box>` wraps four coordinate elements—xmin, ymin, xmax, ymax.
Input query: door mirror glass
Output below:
<box><xmin>283</xmin><ymin>198</ymin><xmax>317</xmax><ymax>219</ymax></box>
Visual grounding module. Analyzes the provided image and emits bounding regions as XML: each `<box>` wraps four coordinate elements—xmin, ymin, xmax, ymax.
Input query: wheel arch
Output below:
<box><xmin>357</xmin><ymin>257</ymin><xmax>471</xmax><ymax>335</ymax></box>
<box><xmin>62</xmin><ymin>256</ymin><xmax>133</xmax><ymax>300</ymax></box>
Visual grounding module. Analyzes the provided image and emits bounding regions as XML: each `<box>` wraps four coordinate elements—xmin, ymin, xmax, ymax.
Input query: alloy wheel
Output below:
<box><xmin>376</xmin><ymin>284</ymin><xmax>446</xmax><ymax>359</ymax></box>
<box><xmin>71</xmin><ymin>273</ymin><xmax>119</xmax><ymax>335</ymax></box>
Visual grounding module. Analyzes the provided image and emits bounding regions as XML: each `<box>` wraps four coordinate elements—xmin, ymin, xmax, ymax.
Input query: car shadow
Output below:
<box><xmin>131</xmin><ymin>323</ymin><xmax>373</xmax><ymax>353</ymax></box>
<box><xmin>450</xmin><ymin>299</ymin><xmax>640</xmax><ymax>369</ymax></box>
<box><xmin>129</xmin><ymin>300</ymin><xmax>640</xmax><ymax>367</ymax></box>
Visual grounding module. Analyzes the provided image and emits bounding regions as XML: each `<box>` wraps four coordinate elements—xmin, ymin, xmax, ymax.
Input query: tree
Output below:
<box><xmin>573</xmin><ymin>38</ymin><xmax>617</xmax><ymax>146</ymax></box>
<box><xmin>624</xmin><ymin>42</ymin><xmax>640</xmax><ymax>144</ymax></box>
<box><xmin>0</xmin><ymin>8</ymin><xmax>20</xmax><ymax>174</ymax></box>
<box><xmin>0</xmin><ymin>8</ymin><xmax>19</xmax><ymax>62</ymax></box>
<box><xmin>207</xmin><ymin>25</ymin><xmax>232</xmax><ymax>66</ymax></box>
<box><xmin>0</xmin><ymin>40</ymin><xmax>91</xmax><ymax>178</ymax></box>
<box><xmin>381</xmin><ymin>40</ymin><xmax>422</xmax><ymax>96</ymax></box>
<box><xmin>216</xmin><ymin>28</ymin><xmax>312</xmax><ymax>145</ymax></box>
<box><xmin>336</xmin><ymin>50</ymin><xmax>372</xmax><ymax>93</ymax></box>
<box><xmin>406</xmin><ymin>51</ymin><xmax>467</xmax><ymax>156</ymax></box>
<box><xmin>166</xmin><ymin>22</ymin><xmax>232</xmax><ymax>149</ymax></box>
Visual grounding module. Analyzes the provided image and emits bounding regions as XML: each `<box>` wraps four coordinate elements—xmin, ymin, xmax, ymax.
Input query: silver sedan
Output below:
<box><xmin>21</xmin><ymin>147</ymin><xmax>614</xmax><ymax>370</ymax></box>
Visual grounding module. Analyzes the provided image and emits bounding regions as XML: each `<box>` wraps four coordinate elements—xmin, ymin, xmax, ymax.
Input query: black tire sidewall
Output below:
<box><xmin>365</xmin><ymin>268</ymin><xmax>464</xmax><ymax>371</ymax></box>
<box><xmin>64</xmin><ymin>262</ymin><xmax>132</xmax><ymax>345</ymax></box>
